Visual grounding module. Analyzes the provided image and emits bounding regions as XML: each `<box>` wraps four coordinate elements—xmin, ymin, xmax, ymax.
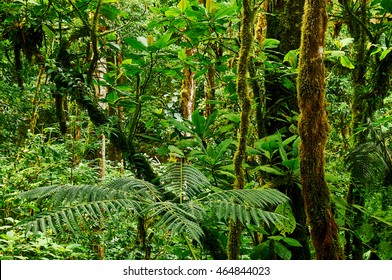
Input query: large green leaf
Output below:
<box><xmin>264</xmin><ymin>38</ymin><xmax>280</xmax><ymax>49</ymax></box>
<box><xmin>381</xmin><ymin>0</ymin><xmax>392</xmax><ymax>13</ymax></box>
<box><xmin>275</xmin><ymin>202</ymin><xmax>296</xmax><ymax>234</ymax></box>
<box><xmin>124</xmin><ymin>37</ymin><xmax>147</xmax><ymax>51</ymax></box>
<box><xmin>274</xmin><ymin>241</ymin><xmax>292</xmax><ymax>260</ymax></box>
<box><xmin>340</xmin><ymin>56</ymin><xmax>355</xmax><ymax>69</ymax></box>
<box><xmin>155</xmin><ymin>32</ymin><xmax>172</xmax><ymax>49</ymax></box>
<box><xmin>253</xmin><ymin>165</ymin><xmax>285</xmax><ymax>176</ymax></box>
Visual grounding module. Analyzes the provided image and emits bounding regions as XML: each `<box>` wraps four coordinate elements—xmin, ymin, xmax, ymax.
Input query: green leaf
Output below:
<box><xmin>325</xmin><ymin>173</ymin><xmax>343</xmax><ymax>182</ymax></box>
<box><xmin>275</xmin><ymin>202</ymin><xmax>296</xmax><ymax>234</ymax></box>
<box><xmin>106</xmin><ymin>91</ymin><xmax>118</xmax><ymax>103</ymax></box>
<box><xmin>274</xmin><ymin>242</ymin><xmax>292</xmax><ymax>260</ymax></box>
<box><xmin>122</xmin><ymin>64</ymin><xmax>142</xmax><ymax>76</ymax></box>
<box><xmin>380</xmin><ymin>48</ymin><xmax>391</xmax><ymax>60</ymax></box>
<box><xmin>191</xmin><ymin>110</ymin><xmax>205</xmax><ymax>134</ymax></box>
<box><xmin>282</xmin><ymin>237</ymin><xmax>302</xmax><ymax>247</ymax></box>
<box><xmin>124</xmin><ymin>37</ymin><xmax>147</xmax><ymax>51</ymax></box>
<box><xmin>206</xmin><ymin>0</ymin><xmax>214</xmax><ymax>14</ymax></box>
<box><xmin>101</xmin><ymin>3</ymin><xmax>120</xmax><ymax>21</ymax></box>
<box><xmin>381</xmin><ymin>0</ymin><xmax>392</xmax><ymax>13</ymax></box>
<box><xmin>340</xmin><ymin>56</ymin><xmax>355</xmax><ymax>69</ymax></box>
<box><xmin>155</xmin><ymin>32</ymin><xmax>172</xmax><ymax>49</ymax></box>
<box><xmin>283</xmin><ymin>50</ymin><xmax>298</xmax><ymax>68</ymax></box>
<box><xmin>336</xmin><ymin>38</ymin><xmax>354</xmax><ymax>49</ymax></box>
<box><xmin>250</xmin><ymin>241</ymin><xmax>270</xmax><ymax>260</ymax></box>
<box><xmin>102</xmin><ymin>0</ymin><xmax>118</xmax><ymax>3</ymax></box>
<box><xmin>169</xmin><ymin>118</ymin><xmax>193</xmax><ymax>133</ymax></box>
<box><xmin>205</xmin><ymin>110</ymin><xmax>218</xmax><ymax>130</ymax></box>
<box><xmin>178</xmin><ymin>0</ymin><xmax>187</xmax><ymax>13</ymax></box>
<box><xmin>264</xmin><ymin>38</ymin><xmax>280</xmax><ymax>49</ymax></box>
<box><xmin>168</xmin><ymin>145</ymin><xmax>184</xmax><ymax>158</ymax></box>
<box><xmin>165</xmin><ymin>7</ymin><xmax>182</xmax><ymax>17</ymax></box>
<box><xmin>282</xmin><ymin>158</ymin><xmax>299</xmax><ymax>171</ymax></box>
<box><xmin>214</xmin><ymin>5</ymin><xmax>236</xmax><ymax>20</ymax></box>
<box><xmin>214</xmin><ymin>139</ymin><xmax>233</xmax><ymax>163</ymax></box>
<box><xmin>178</xmin><ymin>49</ymin><xmax>187</xmax><ymax>61</ymax></box>
<box><xmin>327</xmin><ymin>50</ymin><xmax>346</xmax><ymax>57</ymax></box>
<box><xmin>254</xmin><ymin>165</ymin><xmax>284</xmax><ymax>176</ymax></box>
<box><xmin>42</xmin><ymin>24</ymin><xmax>55</xmax><ymax>39</ymax></box>
<box><xmin>224</xmin><ymin>113</ymin><xmax>240</xmax><ymax>123</ymax></box>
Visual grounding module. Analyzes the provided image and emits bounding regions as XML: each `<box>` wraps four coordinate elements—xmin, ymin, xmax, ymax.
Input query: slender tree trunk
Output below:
<box><xmin>227</xmin><ymin>0</ymin><xmax>254</xmax><ymax>260</ymax></box>
<box><xmin>297</xmin><ymin>0</ymin><xmax>343</xmax><ymax>260</ymax></box>
<box><xmin>181</xmin><ymin>48</ymin><xmax>197</xmax><ymax>120</ymax></box>
<box><xmin>344</xmin><ymin>0</ymin><xmax>368</xmax><ymax>260</ymax></box>
<box><xmin>204</xmin><ymin>64</ymin><xmax>215</xmax><ymax>118</ymax></box>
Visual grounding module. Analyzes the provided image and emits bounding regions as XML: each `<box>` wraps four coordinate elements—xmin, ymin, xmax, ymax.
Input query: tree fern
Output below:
<box><xmin>161</xmin><ymin>163</ymin><xmax>211</xmax><ymax>201</ymax></box>
<box><xmin>14</xmin><ymin>164</ymin><xmax>289</xmax><ymax>244</ymax></box>
<box><xmin>345</xmin><ymin>142</ymin><xmax>391</xmax><ymax>186</ymax></box>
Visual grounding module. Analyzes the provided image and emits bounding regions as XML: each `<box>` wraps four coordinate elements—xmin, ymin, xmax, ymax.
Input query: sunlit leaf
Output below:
<box><xmin>155</xmin><ymin>32</ymin><xmax>172</xmax><ymax>49</ymax></box>
<box><xmin>340</xmin><ymin>56</ymin><xmax>355</xmax><ymax>69</ymax></box>
<box><xmin>178</xmin><ymin>0</ymin><xmax>187</xmax><ymax>13</ymax></box>
<box><xmin>380</xmin><ymin>48</ymin><xmax>391</xmax><ymax>60</ymax></box>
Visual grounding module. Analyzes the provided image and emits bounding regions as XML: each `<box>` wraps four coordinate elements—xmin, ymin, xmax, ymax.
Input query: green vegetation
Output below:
<box><xmin>0</xmin><ymin>0</ymin><xmax>391</xmax><ymax>260</ymax></box>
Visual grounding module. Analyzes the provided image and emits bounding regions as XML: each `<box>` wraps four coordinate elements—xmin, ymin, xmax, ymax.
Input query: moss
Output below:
<box><xmin>297</xmin><ymin>0</ymin><xmax>343</xmax><ymax>259</ymax></box>
<box><xmin>228</xmin><ymin>0</ymin><xmax>255</xmax><ymax>260</ymax></box>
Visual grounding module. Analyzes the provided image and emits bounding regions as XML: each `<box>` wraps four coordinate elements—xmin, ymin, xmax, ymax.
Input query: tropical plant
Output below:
<box><xmin>11</xmin><ymin>163</ymin><xmax>289</xmax><ymax>259</ymax></box>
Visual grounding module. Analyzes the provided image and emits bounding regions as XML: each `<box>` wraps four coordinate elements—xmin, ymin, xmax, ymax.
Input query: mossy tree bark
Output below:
<box><xmin>264</xmin><ymin>0</ymin><xmax>304</xmax><ymax>135</ymax></box>
<box><xmin>262</xmin><ymin>0</ymin><xmax>310</xmax><ymax>260</ymax></box>
<box><xmin>227</xmin><ymin>0</ymin><xmax>255</xmax><ymax>260</ymax></box>
<box><xmin>297</xmin><ymin>0</ymin><xmax>343</xmax><ymax>260</ymax></box>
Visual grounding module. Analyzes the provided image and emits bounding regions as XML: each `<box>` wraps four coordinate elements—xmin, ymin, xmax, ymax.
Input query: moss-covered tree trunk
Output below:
<box><xmin>264</xmin><ymin>0</ymin><xmax>304</xmax><ymax>135</ymax></box>
<box><xmin>227</xmin><ymin>0</ymin><xmax>254</xmax><ymax>260</ymax></box>
<box><xmin>297</xmin><ymin>0</ymin><xmax>343</xmax><ymax>260</ymax></box>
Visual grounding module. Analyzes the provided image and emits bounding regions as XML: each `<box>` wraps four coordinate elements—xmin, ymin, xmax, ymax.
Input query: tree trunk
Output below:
<box><xmin>227</xmin><ymin>0</ymin><xmax>254</xmax><ymax>260</ymax></box>
<box><xmin>297</xmin><ymin>0</ymin><xmax>343</xmax><ymax>260</ymax></box>
<box><xmin>181</xmin><ymin>48</ymin><xmax>197</xmax><ymax>120</ymax></box>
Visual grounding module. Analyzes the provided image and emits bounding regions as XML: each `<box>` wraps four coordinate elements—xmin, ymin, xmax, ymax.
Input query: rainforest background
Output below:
<box><xmin>0</xmin><ymin>0</ymin><xmax>391</xmax><ymax>260</ymax></box>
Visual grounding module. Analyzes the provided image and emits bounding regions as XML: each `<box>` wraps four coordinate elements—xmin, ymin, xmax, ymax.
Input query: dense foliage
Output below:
<box><xmin>0</xmin><ymin>0</ymin><xmax>391</xmax><ymax>260</ymax></box>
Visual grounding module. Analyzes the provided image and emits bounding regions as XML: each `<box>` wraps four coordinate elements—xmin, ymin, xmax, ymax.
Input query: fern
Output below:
<box><xmin>162</xmin><ymin>163</ymin><xmax>211</xmax><ymax>201</ymax></box>
<box><xmin>14</xmin><ymin>164</ymin><xmax>289</xmax><ymax>244</ymax></box>
<box><xmin>345</xmin><ymin>142</ymin><xmax>391</xmax><ymax>186</ymax></box>
<box><xmin>147</xmin><ymin>201</ymin><xmax>205</xmax><ymax>242</ymax></box>
<box><xmin>205</xmin><ymin>189</ymin><xmax>288</xmax><ymax>227</ymax></box>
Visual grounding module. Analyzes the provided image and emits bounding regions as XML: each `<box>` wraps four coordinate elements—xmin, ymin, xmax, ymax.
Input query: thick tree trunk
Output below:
<box><xmin>227</xmin><ymin>0</ymin><xmax>254</xmax><ymax>260</ymax></box>
<box><xmin>297</xmin><ymin>0</ymin><xmax>343</xmax><ymax>260</ymax></box>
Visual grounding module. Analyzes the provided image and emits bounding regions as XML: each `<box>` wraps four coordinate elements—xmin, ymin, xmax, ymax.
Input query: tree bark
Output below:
<box><xmin>227</xmin><ymin>0</ymin><xmax>254</xmax><ymax>260</ymax></box>
<box><xmin>297</xmin><ymin>0</ymin><xmax>343</xmax><ymax>260</ymax></box>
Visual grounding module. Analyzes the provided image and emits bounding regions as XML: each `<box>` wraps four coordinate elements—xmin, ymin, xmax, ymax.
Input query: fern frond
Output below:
<box><xmin>162</xmin><ymin>163</ymin><xmax>211</xmax><ymax>201</ymax></box>
<box><xmin>146</xmin><ymin>201</ymin><xmax>204</xmax><ymax>242</ymax></box>
<box><xmin>204</xmin><ymin>189</ymin><xmax>288</xmax><ymax>208</ymax></box>
<box><xmin>18</xmin><ymin>178</ymin><xmax>159</xmax><ymax>207</ymax></box>
<box><xmin>346</xmin><ymin>142</ymin><xmax>391</xmax><ymax>185</ymax></box>
<box><xmin>210</xmin><ymin>201</ymin><xmax>286</xmax><ymax>227</ymax></box>
<box><xmin>18</xmin><ymin>198</ymin><xmax>141</xmax><ymax>235</ymax></box>
<box><xmin>205</xmin><ymin>188</ymin><xmax>288</xmax><ymax>227</ymax></box>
